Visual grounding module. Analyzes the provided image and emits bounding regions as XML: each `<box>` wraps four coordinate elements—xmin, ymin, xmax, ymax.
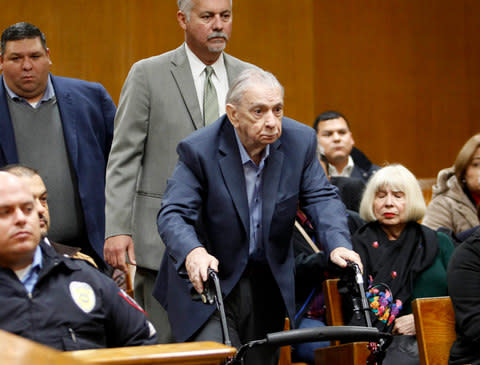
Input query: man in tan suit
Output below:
<box><xmin>104</xmin><ymin>0</ymin><xmax>254</xmax><ymax>342</ymax></box>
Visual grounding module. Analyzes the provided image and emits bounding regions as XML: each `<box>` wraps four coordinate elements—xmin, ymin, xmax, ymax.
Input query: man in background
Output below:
<box><xmin>0</xmin><ymin>22</ymin><xmax>115</xmax><ymax>269</ymax></box>
<box><xmin>314</xmin><ymin>110</ymin><xmax>379</xmax><ymax>183</ymax></box>
<box><xmin>104</xmin><ymin>0</ymin><xmax>254</xmax><ymax>342</ymax></box>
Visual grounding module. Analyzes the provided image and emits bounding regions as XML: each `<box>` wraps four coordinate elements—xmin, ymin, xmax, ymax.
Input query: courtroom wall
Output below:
<box><xmin>313</xmin><ymin>0</ymin><xmax>480</xmax><ymax>177</ymax></box>
<box><xmin>1</xmin><ymin>0</ymin><xmax>478</xmax><ymax>177</ymax></box>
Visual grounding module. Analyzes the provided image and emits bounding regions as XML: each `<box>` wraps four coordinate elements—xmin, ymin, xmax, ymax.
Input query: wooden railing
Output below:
<box><xmin>0</xmin><ymin>330</ymin><xmax>86</xmax><ymax>365</ymax></box>
<box><xmin>0</xmin><ymin>330</ymin><xmax>236</xmax><ymax>365</ymax></box>
<box><xmin>69</xmin><ymin>341</ymin><xmax>236</xmax><ymax>365</ymax></box>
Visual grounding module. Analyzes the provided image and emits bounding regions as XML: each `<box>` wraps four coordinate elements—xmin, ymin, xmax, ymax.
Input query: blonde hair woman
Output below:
<box><xmin>349</xmin><ymin>164</ymin><xmax>455</xmax><ymax>365</ymax></box>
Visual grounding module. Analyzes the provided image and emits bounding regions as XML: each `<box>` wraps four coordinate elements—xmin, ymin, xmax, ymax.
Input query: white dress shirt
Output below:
<box><xmin>185</xmin><ymin>43</ymin><xmax>229</xmax><ymax>117</ymax></box>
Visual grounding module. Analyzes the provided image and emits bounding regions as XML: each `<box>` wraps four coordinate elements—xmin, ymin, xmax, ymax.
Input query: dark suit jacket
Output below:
<box><xmin>0</xmin><ymin>75</ymin><xmax>115</xmax><ymax>261</ymax></box>
<box><xmin>329</xmin><ymin>176</ymin><xmax>365</xmax><ymax>212</ymax></box>
<box><xmin>153</xmin><ymin>115</ymin><xmax>352</xmax><ymax>341</ymax></box>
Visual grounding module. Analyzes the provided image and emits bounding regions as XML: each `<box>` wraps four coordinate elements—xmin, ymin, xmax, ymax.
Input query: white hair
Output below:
<box><xmin>359</xmin><ymin>164</ymin><xmax>426</xmax><ymax>222</ymax></box>
<box><xmin>226</xmin><ymin>68</ymin><xmax>284</xmax><ymax>106</ymax></box>
<box><xmin>178</xmin><ymin>0</ymin><xmax>233</xmax><ymax>20</ymax></box>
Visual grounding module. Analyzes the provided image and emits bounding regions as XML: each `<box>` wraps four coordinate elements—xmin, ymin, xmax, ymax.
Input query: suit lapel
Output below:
<box><xmin>0</xmin><ymin>76</ymin><xmax>19</xmax><ymax>163</ymax></box>
<box><xmin>218</xmin><ymin>120</ymin><xmax>249</xmax><ymax>235</ymax></box>
<box><xmin>224</xmin><ymin>53</ymin><xmax>241</xmax><ymax>85</ymax></box>
<box><xmin>170</xmin><ymin>45</ymin><xmax>204</xmax><ymax>130</ymax></box>
<box><xmin>52</xmin><ymin>77</ymin><xmax>79</xmax><ymax>169</ymax></box>
<box><xmin>218</xmin><ymin>120</ymin><xmax>284</xmax><ymax>245</ymax></box>
<box><xmin>262</xmin><ymin>139</ymin><xmax>284</xmax><ymax>243</ymax></box>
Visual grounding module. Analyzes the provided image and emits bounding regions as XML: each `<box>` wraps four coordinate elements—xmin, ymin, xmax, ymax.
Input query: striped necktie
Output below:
<box><xmin>203</xmin><ymin>66</ymin><xmax>219</xmax><ymax>125</ymax></box>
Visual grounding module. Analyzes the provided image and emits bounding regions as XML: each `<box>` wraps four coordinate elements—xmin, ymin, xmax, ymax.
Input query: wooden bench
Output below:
<box><xmin>412</xmin><ymin>296</ymin><xmax>456</xmax><ymax>365</ymax></box>
<box><xmin>315</xmin><ymin>278</ymin><xmax>371</xmax><ymax>364</ymax></box>
<box><xmin>417</xmin><ymin>177</ymin><xmax>436</xmax><ymax>206</ymax></box>
<box><xmin>323</xmin><ymin>278</ymin><xmax>344</xmax><ymax>329</ymax></box>
<box><xmin>278</xmin><ymin>317</ymin><xmax>308</xmax><ymax>365</ymax></box>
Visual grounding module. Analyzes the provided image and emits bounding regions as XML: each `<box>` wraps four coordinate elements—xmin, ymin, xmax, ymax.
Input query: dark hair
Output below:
<box><xmin>1</xmin><ymin>22</ymin><xmax>47</xmax><ymax>55</ymax></box>
<box><xmin>313</xmin><ymin>110</ymin><xmax>350</xmax><ymax>132</ymax></box>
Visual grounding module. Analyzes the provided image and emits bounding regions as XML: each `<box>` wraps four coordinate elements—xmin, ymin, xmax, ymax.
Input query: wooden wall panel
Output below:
<box><xmin>1</xmin><ymin>1</ymin><xmax>479</xmax><ymax>177</ymax></box>
<box><xmin>313</xmin><ymin>0</ymin><xmax>480</xmax><ymax>177</ymax></box>
<box><xmin>0</xmin><ymin>1</ymin><xmax>183</xmax><ymax>106</ymax></box>
<box><xmin>0</xmin><ymin>0</ymin><xmax>315</xmax><ymax>124</ymax></box>
<box><xmin>230</xmin><ymin>0</ymin><xmax>315</xmax><ymax>122</ymax></box>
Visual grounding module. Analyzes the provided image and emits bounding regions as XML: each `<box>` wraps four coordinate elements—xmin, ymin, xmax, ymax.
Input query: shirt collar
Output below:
<box><xmin>234</xmin><ymin>129</ymin><xmax>270</xmax><ymax>166</ymax></box>
<box><xmin>31</xmin><ymin>244</ymin><xmax>43</xmax><ymax>270</ymax></box>
<box><xmin>329</xmin><ymin>154</ymin><xmax>354</xmax><ymax>177</ymax></box>
<box><xmin>184</xmin><ymin>43</ymin><xmax>226</xmax><ymax>80</ymax></box>
<box><xmin>14</xmin><ymin>244</ymin><xmax>43</xmax><ymax>280</ymax></box>
<box><xmin>3</xmin><ymin>74</ymin><xmax>55</xmax><ymax>105</ymax></box>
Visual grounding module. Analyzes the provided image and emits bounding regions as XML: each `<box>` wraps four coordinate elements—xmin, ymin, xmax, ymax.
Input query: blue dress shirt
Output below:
<box><xmin>234</xmin><ymin>130</ymin><xmax>270</xmax><ymax>261</ymax></box>
<box><xmin>3</xmin><ymin>75</ymin><xmax>55</xmax><ymax>107</ymax></box>
<box><xmin>19</xmin><ymin>245</ymin><xmax>43</xmax><ymax>295</ymax></box>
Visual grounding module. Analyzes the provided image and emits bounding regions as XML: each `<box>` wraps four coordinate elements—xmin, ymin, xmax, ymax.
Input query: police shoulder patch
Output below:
<box><xmin>69</xmin><ymin>281</ymin><xmax>96</xmax><ymax>313</ymax></box>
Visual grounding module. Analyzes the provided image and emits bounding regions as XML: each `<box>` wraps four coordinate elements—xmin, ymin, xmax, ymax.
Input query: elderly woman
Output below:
<box><xmin>349</xmin><ymin>164</ymin><xmax>455</xmax><ymax>365</ymax></box>
<box><xmin>423</xmin><ymin>133</ymin><xmax>480</xmax><ymax>234</ymax></box>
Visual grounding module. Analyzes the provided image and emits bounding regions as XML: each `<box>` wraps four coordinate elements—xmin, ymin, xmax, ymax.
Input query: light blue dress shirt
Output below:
<box><xmin>234</xmin><ymin>130</ymin><xmax>270</xmax><ymax>261</ymax></box>
<box><xmin>3</xmin><ymin>75</ymin><xmax>55</xmax><ymax>107</ymax></box>
<box><xmin>19</xmin><ymin>245</ymin><xmax>43</xmax><ymax>295</ymax></box>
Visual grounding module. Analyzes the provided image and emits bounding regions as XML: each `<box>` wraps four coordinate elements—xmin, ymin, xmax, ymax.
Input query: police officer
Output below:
<box><xmin>0</xmin><ymin>172</ymin><xmax>156</xmax><ymax>350</ymax></box>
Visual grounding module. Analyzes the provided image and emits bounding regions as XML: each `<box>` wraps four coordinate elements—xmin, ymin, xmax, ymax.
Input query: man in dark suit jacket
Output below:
<box><xmin>0</xmin><ymin>22</ymin><xmax>115</xmax><ymax>269</ymax></box>
<box><xmin>154</xmin><ymin>69</ymin><xmax>361</xmax><ymax>364</ymax></box>
<box><xmin>104</xmin><ymin>0</ymin><xmax>253</xmax><ymax>341</ymax></box>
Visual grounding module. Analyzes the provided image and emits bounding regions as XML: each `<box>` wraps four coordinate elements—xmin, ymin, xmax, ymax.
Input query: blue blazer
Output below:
<box><xmin>153</xmin><ymin>115</ymin><xmax>352</xmax><ymax>341</ymax></box>
<box><xmin>0</xmin><ymin>75</ymin><xmax>115</xmax><ymax>261</ymax></box>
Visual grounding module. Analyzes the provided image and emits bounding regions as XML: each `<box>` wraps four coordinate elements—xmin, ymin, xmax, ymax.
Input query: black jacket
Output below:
<box><xmin>448</xmin><ymin>228</ymin><xmax>480</xmax><ymax>364</ymax></box>
<box><xmin>0</xmin><ymin>242</ymin><xmax>156</xmax><ymax>350</ymax></box>
<box><xmin>350</xmin><ymin>147</ymin><xmax>380</xmax><ymax>183</ymax></box>
<box><xmin>294</xmin><ymin>210</ymin><xmax>365</xmax><ymax>326</ymax></box>
<box><xmin>329</xmin><ymin>176</ymin><xmax>365</xmax><ymax>212</ymax></box>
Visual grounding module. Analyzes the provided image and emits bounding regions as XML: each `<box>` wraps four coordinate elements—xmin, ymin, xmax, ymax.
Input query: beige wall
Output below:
<box><xmin>1</xmin><ymin>0</ymin><xmax>479</xmax><ymax>177</ymax></box>
<box><xmin>313</xmin><ymin>0</ymin><xmax>480</xmax><ymax>177</ymax></box>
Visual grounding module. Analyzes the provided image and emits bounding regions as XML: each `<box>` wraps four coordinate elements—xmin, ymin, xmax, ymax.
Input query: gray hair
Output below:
<box><xmin>178</xmin><ymin>0</ymin><xmax>233</xmax><ymax>20</ymax></box>
<box><xmin>226</xmin><ymin>68</ymin><xmax>284</xmax><ymax>106</ymax></box>
<box><xmin>0</xmin><ymin>164</ymin><xmax>39</xmax><ymax>178</ymax></box>
<box><xmin>177</xmin><ymin>0</ymin><xmax>194</xmax><ymax>18</ymax></box>
<box><xmin>359</xmin><ymin>164</ymin><xmax>426</xmax><ymax>222</ymax></box>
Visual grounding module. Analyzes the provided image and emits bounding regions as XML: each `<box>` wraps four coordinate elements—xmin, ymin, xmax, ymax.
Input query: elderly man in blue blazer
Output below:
<box><xmin>154</xmin><ymin>68</ymin><xmax>362</xmax><ymax>364</ymax></box>
<box><xmin>0</xmin><ymin>22</ymin><xmax>115</xmax><ymax>269</ymax></box>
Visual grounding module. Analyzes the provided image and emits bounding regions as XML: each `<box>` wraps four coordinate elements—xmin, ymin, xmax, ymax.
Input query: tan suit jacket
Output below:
<box><xmin>105</xmin><ymin>44</ymin><xmax>253</xmax><ymax>270</ymax></box>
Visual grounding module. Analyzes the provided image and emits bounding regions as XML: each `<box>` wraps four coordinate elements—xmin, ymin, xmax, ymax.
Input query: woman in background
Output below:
<box><xmin>423</xmin><ymin>133</ymin><xmax>480</xmax><ymax>234</ymax></box>
<box><xmin>349</xmin><ymin>164</ymin><xmax>455</xmax><ymax>365</ymax></box>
